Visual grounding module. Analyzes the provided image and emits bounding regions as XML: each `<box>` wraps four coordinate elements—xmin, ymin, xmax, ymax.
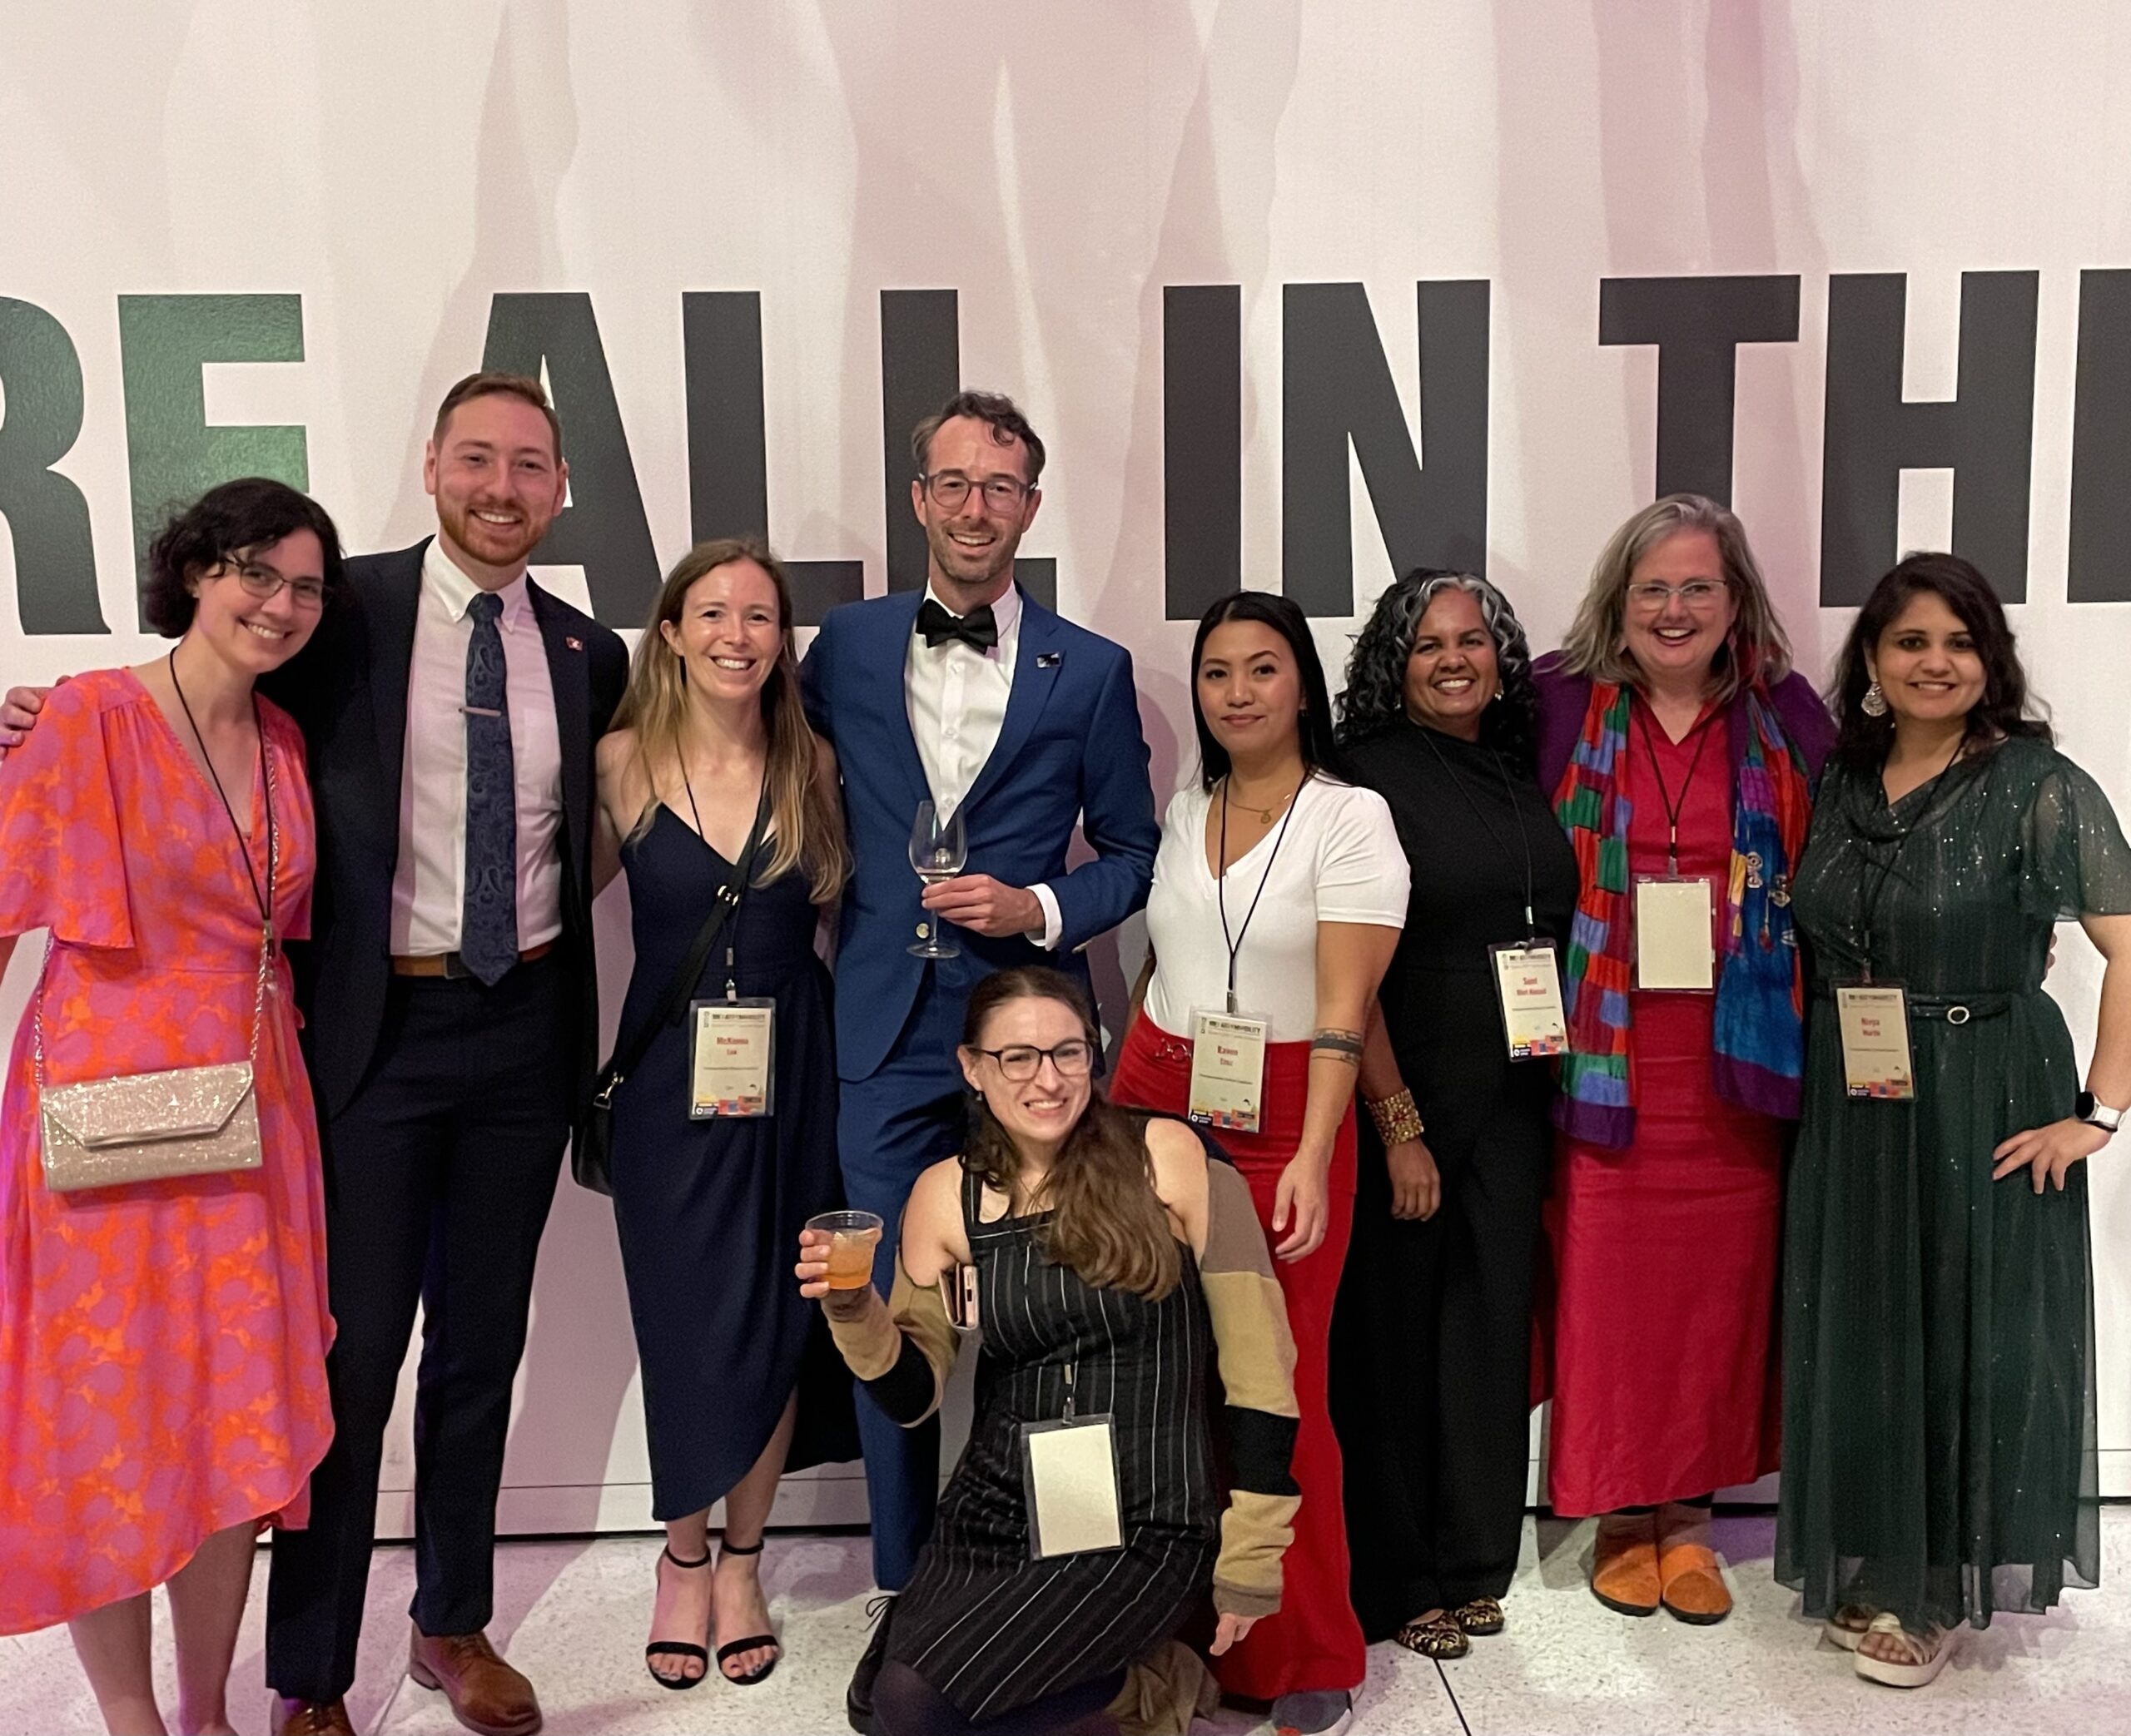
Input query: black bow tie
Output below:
<box><xmin>916</xmin><ymin>598</ymin><xmax>999</xmax><ymax>653</ymax></box>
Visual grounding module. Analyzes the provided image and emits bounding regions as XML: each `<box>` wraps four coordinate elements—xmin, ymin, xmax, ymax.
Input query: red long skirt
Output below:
<box><xmin>1111</xmin><ymin>1016</ymin><xmax>1367</xmax><ymax>1699</ymax></box>
<box><xmin>1542</xmin><ymin>990</ymin><xmax>1785</xmax><ymax>1515</ymax></box>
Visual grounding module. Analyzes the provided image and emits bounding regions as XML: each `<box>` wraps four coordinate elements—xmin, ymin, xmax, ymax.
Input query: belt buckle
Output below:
<box><xmin>441</xmin><ymin>952</ymin><xmax>471</xmax><ymax>981</ymax></box>
<box><xmin>1945</xmin><ymin>1004</ymin><xmax>1971</xmax><ymax>1025</ymax></box>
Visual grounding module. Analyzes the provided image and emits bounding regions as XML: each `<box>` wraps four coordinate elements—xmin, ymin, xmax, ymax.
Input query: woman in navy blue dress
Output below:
<box><xmin>593</xmin><ymin>536</ymin><xmax>855</xmax><ymax>1689</ymax></box>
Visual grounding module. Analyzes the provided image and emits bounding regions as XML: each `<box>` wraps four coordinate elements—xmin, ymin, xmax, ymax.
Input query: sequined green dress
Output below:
<box><xmin>1776</xmin><ymin>737</ymin><xmax>2131</xmax><ymax>1631</ymax></box>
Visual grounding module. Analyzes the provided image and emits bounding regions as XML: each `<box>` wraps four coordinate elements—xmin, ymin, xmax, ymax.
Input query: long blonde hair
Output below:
<box><xmin>609</xmin><ymin>537</ymin><xmax>849</xmax><ymax>901</ymax></box>
<box><xmin>1559</xmin><ymin>494</ymin><xmax>1793</xmax><ymax>701</ymax></box>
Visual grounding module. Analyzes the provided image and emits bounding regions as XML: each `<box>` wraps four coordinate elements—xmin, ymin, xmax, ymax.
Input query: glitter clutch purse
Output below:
<box><xmin>39</xmin><ymin>1059</ymin><xmax>261</xmax><ymax>1192</ymax></box>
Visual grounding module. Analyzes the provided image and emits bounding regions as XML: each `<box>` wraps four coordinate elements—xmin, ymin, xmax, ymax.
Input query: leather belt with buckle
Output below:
<box><xmin>391</xmin><ymin>940</ymin><xmax>558</xmax><ymax>980</ymax></box>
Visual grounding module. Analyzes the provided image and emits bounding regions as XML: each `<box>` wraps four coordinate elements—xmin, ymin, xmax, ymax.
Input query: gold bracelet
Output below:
<box><xmin>1366</xmin><ymin>1089</ymin><xmax>1423</xmax><ymax>1146</ymax></box>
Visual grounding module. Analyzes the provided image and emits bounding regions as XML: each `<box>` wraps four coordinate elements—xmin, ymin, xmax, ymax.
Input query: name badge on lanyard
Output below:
<box><xmin>1633</xmin><ymin>875</ymin><xmax>1717</xmax><ymax>990</ymax></box>
<box><xmin>1195</xmin><ymin>773</ymin><xmax>1305</xmax><ymax>1134</ymax></box>
<box><xmin>1187</xmin><ymin>1008</ymin><xmax>1269</xmax><ymax>1132</ymax></box>
<box><xmin>1632</xmin><ymin>708</ymin><xmax>1718</xmax><ymax>992</ymax></box>
<box><xmin>1835</xmin><ymin>982</ymin><xmax>1915</xmax><ymax>1100</ymax></box>
<box><xmin>689</xmin><ymin>998</ymin><xmax>777</xmax><ymax>1117</ymax></box>
<box><xmin>1489</xmin><ymin>940</ymin><xmax>1567</xmax><ymax>1059</ymax></box>
<box><xmin>1020</xmin><ymin>1363</ymin><xmax>1123</xmax><ymax>1559</ymax></box>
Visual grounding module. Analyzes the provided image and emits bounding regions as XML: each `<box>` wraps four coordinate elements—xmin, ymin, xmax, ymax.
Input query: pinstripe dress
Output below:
<box><xmin>887</xmin><ymin>1166</ymin><xmax>1221</xmax><ymax>1719</ymax></box>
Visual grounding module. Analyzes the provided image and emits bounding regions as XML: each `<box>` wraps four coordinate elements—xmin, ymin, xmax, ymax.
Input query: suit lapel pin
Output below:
<box><xmin>1036</xmin><ymin>651</ymin><xmax>1061</xmax><ymax>668</ymax></box>
<box><xmin>566</xmin><ymin>635</ymin><xmax>584</xmax><ymax>651</ymax></box>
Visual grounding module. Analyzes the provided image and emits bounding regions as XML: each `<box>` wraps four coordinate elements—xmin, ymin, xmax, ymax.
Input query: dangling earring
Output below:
<box><xmin>1861</xmin><ymin>681</ymin><xmax>1889</xmax><ymax>718</ymax></box>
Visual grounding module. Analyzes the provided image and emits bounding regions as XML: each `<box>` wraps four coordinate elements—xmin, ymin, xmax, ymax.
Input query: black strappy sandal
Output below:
<box><xmin>714</xmin><ymin>1537</ymin><xmax>782</xmax><ymax>1686</ymax></box>
<box><xmin>644</xmin><ymin>1545</ymin><xmax>712</xmax><ymax>1690</ymax></box>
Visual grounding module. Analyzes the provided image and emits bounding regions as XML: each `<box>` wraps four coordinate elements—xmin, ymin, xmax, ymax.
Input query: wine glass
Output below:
<box><xmin>908</xmin><ymin>800</ymin><xmax>967</xmax><ymax>958</ymax></box>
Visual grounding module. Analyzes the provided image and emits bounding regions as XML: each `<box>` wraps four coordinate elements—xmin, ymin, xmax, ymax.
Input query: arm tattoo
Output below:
<box><xmin>1310</xmin><ymin>1027</ymin><xmax>1364</xmax><ymax>1063</ymax></box>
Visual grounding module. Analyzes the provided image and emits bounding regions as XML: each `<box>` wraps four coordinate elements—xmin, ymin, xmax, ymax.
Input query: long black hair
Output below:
<box><xmin>1336</xmin><ymin>568</ymin><xmax>1539</xmax><ymax>772</ymax></box>
<box><xmin>1189</xmin><ymin>591</ymin><xmax>1344</xmax><ymax>790</ymax></box>
<box><xmin>1830</xmin><ymin>552</ymin><xmax>2050</xmax><ymax>766</ymax></box>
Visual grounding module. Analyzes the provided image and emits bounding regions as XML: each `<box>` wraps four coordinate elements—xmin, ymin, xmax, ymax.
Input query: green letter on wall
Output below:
<box><xmin>118</xmin><ymin>295</ymin><xmax>307</xmax><ymax>627</ymax></box>
<box><xmin>0</xmin><ymin>299</ymin><xmax>104</xmax><ymax>633</ymax></box>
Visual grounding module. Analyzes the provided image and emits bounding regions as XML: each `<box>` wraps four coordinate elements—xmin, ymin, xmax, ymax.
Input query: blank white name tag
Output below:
<box><xmin>1489</xmin><ymin>941</ymin><xmax>1567</xmax><ymax>1059</ymax></box>
<box><xmin>689</xmin><ymin>999</ymin><xmax>776</xmax><ymax>1118</ymax></box>
<box><xmin>1187</xmin><ymin>1009</ymin><xmax>1268</xmax><ymax>1133</ymax></box>
<box><xmin>1835</xmin><ymin>984</ymin><xmax>1916</xmax><ymax>1100</ymax></box>
<box><xmin>1633</xmin><ymin>875</ymin><xmax>1716</xmax><ymax>991</ymax></box>
<box><xmin>1021</xmin><ymin>1414</ymin><xmax>1124</xmax><ymax>1559</ymax></box>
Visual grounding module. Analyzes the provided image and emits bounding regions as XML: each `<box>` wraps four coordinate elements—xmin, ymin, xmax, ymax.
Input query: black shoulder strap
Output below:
<box><xmin>594</xmin><ymin>783</ymin><xmax>772</xmax><ymax>1104</ymax></box>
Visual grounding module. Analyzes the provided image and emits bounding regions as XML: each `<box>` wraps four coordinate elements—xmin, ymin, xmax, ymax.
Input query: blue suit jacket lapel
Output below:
<box><xmin>963</xmin><ymin>592</ymin><xmax>1062</xmax><ymax>815</ymax></box>
<box><xmin>869</xmin><ymin>590</ymin><xmax>933</xmax><ymax>815</ymax></box>
<box><xmin>367</xmin><ymin>539</ymin><xmax>425</xmax><ymax>811</ymax></box>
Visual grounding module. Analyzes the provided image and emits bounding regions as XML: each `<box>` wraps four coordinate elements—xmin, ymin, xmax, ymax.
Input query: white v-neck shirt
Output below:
<box><xmin>1142</xmin><ymin>775</ymin><xmax>1408</xmax><ymax>1042</ymax></box>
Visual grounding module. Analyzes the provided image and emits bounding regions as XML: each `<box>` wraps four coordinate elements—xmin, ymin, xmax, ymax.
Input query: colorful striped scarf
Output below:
<box><xmin>1551</xmin><ymin>680</ymin><xmax>1814</xmax><ymax>1147</ymax></box>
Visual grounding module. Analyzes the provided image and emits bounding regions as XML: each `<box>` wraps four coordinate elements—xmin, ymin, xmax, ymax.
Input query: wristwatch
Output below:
<box><xmin>2074</xmin><ymin>1090</ymin><xmax>2124</xmax><ymax>1133</ymax></box>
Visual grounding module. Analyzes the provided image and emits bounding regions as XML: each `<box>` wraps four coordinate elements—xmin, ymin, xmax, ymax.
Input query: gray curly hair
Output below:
<box><xmin>1336</xmin><ymin>568</ymin><xmax>1538</xmax><ymax>771</ymax></box>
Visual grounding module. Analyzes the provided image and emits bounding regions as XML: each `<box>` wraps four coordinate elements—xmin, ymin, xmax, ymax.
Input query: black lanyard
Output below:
<box><xmin>1635</xmin><ymin>705</ymin><xmax>1715</xmax><ymax>877</ymax></box>
<box><xmin>168</xmin><ymin>650</ymin><xmax>277</xmax><ymax>940</ymax></box>
<box><xmin>1418</xmin><ymin>727</ymin><xmax>1539</xmax><ymax>940</ymax></box>
<box><xmin>1215</xmin><ymin>773</ymin><xmax>1309</xmax><ymax>1014</ymax></box>
<box><xmin>682</xmin><ymin>766</ymin><xmax>769</xmax><ymax>1000</ymax></box>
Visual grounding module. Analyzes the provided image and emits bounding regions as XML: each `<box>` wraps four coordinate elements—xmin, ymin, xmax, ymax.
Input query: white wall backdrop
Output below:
<box><xmin>2</xmin><ymin>0</ymin><xmax>2128</xmax><ymax>1530</ymax></box>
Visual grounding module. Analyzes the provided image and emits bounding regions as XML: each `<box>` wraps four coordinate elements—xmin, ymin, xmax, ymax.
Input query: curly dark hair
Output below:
<box><xmin>1189</xmin><ymin>591</ymin><xmax>1345</xmax><ymax>789</ymax></box>
<box><xmin>142</xmin><ymin>477</ymin><xmax>345</xmax><ymax>637</ymax></box>
<box><xmin>1830</xmin><ymin>551</ymin><xmax>2050</xmax><ymax>767</ymax></box>
<box><xmin>910</xmin><ymin>389</ymin><xmax>1046</xmax><ymax>486</ymax></box>
<box><xmin>1336</xmin><ymin>568</ymin><xmax>1539</xmax><ymax>772</ymax></box>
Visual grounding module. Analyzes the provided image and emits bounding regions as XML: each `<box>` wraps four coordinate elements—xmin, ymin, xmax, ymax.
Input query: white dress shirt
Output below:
<box><xmin>389</xmin><ymin>540</ymin><xmax>565</xmax><ymax>955</ymax></box>
<box><xmin>903</xmin><ymin>581</ymin><xmax>1061</xmax><ymax>948</ymax></box>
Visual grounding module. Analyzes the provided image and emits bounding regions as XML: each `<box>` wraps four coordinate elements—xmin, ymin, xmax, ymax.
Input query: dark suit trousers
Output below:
<box><xmin>266</xmin><ymin>954</ymin><xmax>574</xmax><ymax>1701</ymax></box>
<box><xmin>837</xmin><ymin>972</ymin><xmax>970</xmax><ymax>1591</ymax></box>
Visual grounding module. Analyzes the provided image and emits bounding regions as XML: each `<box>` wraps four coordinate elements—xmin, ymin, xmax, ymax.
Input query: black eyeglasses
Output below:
<box><xmin>970</xmin><ymin>1039</ymin><xmax>1095</xmax><ymax>1082</ymax></box>
<box><xmin>920</xmin><ymin>471</ymin><xmax>1033</xmax><ymax>513</ymax></box>
<box><xmin>219</xmin><ymin>558</ymin><xmax>327</xmax><ymax>611</ymax></box>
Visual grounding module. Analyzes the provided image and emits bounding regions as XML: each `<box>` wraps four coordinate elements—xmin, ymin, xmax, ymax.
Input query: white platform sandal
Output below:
<box><xmin>1822</xmin><ymin>1605</ymin><xmax>1873</xmax><ymax>1651</ymax></box>
<box><xmin>1852</xmin><ymin>1611</ymin><xmax>1956</xmax><ymax>1688</ymax></box>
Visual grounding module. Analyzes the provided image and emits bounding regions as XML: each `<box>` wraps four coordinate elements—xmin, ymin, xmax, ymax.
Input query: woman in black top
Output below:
<box><xmin>1328</xmin><ymin>569</ymin><xmax>1579</xmax><ymax>1658</ymax></box>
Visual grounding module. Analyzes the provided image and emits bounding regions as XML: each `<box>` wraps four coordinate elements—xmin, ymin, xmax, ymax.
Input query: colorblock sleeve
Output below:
<box><xmin>1199</xmin><ymin>1159</ymin><xmax>1300</xmax><ymax>1619</ymax></box>
<box><xmin>2020</xmin><ymin>751</ymin><xmax>2131</xmax><ymax>921</ymax></box>
<box><xmin>0</xmin><ymin>677</ymin><xmax>132</xmax><ymax>949</ymax></box>
<box><xmin>821</xmin><ymin>1258</ymin><xmax>960</xmax><ymax>1427</ymax></box>
<box><xmin>1312</xmin><ymin>786</ymin><xmax>1410</xmax><ymax>929</ymax></box>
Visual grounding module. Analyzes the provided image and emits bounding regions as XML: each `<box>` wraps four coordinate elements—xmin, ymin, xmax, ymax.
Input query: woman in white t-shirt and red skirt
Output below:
<box><xmin>1112</xmin><ymin>592</ymin><xmax>1407</xmax><ymax>1736</ymax></box>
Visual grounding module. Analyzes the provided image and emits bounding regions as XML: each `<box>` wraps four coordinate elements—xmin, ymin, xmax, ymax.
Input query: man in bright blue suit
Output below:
<box><xmin>799</xmin><ymin>391</ymin><xmax>1158</xmax><ymax>1597</ymax></box>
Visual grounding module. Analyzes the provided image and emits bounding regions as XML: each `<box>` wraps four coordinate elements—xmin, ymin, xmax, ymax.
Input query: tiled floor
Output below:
<box><xmin>7</xmin><ymin>1510</ymin><xmax>2131</xmax><ymax>1734</ymax></box>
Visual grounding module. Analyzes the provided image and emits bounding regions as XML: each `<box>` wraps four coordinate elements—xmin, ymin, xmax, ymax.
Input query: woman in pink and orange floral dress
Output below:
<box><xmin>0</xmin><ymin>479</ymin><xmax>341</xmax><ymax>1736</ymax></box>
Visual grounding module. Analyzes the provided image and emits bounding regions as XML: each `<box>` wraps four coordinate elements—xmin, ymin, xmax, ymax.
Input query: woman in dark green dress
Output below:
<box><xmin>1778</xmin><ymin>553</ymin><xmax>2131</xmax><ymax>1688</ymax></box>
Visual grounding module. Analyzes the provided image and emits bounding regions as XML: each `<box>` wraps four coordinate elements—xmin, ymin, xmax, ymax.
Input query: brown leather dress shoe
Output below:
<box><xmin>409</xmin><ymin>1626</ymin><xmax>544</xmax><ymax>1736</ymax></box>
<box><xmin>272</xmin><ymin>1700</ymin><xmax>355</xmax><ymax>1736</ymax></box>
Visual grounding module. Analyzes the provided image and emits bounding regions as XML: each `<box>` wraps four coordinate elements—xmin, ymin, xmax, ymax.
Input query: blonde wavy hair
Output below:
<box><xmin>1559</xmin><ymin>494</ymin><xmax>1793</xmax><ymax>701</ymax></box>
<box><xmin>609</xmin><ymin>536</ymin><xmax>850</xmax><ymax>902</ymax></box>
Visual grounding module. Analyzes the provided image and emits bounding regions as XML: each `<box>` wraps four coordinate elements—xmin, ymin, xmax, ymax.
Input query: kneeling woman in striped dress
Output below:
<box><xmin>797</xmin><ymin>965</ymin><xmax>1300</xmax><ymax>1736</ymax></box>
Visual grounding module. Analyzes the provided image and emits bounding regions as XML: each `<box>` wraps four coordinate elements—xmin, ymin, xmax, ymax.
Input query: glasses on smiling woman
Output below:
<box><xmin>217</xmin><ymin>558</ymin><xmax>327</xmax><ymax>610</ymax></box>
<box><xmin>919</xmin><ymin>472</ymin><xmax>1033</xmax><ymax>513</ymax></box>
<box><xmin>1626</xmin><ymin>578</ymin><xmax>1730</xmax><ymax>612</ymax></box>
<box><xmin>970</xmin><ymin>1039</ymin><xmax>1095</xmax><ymax>1082</ymax></box>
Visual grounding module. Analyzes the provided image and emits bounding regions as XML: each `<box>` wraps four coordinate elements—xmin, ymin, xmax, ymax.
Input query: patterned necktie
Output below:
<box><xmin>459</xmin><ymin>591</ymin><xmax>519</xmax><ymax>985</ymax></box>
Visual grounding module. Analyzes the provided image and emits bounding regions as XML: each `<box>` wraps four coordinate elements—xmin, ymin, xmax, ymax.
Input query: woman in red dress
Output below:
<box><xmin>0</xmin><ymin>481</ymin><xmax>340</xmax><ymax>1735</ymax></box>
<box><xmin>1534</xmin><ymin>496</ymin><xmax>1833</xmax><ymax>1627</ymax></box>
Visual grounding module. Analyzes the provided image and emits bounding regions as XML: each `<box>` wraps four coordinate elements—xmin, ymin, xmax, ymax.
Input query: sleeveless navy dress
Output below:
<box><xmin>609</xmin><ymin>806</ymin><xmax>855</xmax><ymax>1519</ymax></box>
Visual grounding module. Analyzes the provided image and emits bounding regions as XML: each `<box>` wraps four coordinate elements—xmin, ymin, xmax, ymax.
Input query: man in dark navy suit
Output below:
<box><xmin>253</xmin><ymin>375</ymin><xmax>628</xmax><ymax>1736</ymax></box>
<box><xmin>799</xmin><ymin>391</ymin><xmax>1160</xmax><ymax>1716</ymax></box>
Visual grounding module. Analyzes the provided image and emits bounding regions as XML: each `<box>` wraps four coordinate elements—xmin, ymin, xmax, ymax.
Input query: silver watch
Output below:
<box><xmin>2074</xmin><ymin>1091</ymin><xmax>2124</xmax><ymax>1133</ymax></box>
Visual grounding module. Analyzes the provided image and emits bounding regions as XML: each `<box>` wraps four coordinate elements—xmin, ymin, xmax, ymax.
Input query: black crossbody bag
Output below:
<box><xmin>573</xmin><ymin>789</ymin><xmax>771</xmax><ymax>1194</ymax></box>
